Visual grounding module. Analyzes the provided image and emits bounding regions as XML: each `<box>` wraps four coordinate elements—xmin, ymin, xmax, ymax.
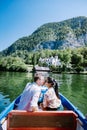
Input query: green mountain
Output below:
<box><xmin>1</xmin><ymin>16</ymin><xmax>87</xmax><ymax>56</ymax></box>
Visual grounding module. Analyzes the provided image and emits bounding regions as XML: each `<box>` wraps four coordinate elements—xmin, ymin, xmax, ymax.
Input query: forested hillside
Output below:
<box><xmin>1</xmin><ymin>16</ymin><xmax>87</xmax><ymax>56</ymax></box>
<box><xmin>0</xmin><ymin>16</ymin><xmax>87</xmax><ymax>72</ymax></box>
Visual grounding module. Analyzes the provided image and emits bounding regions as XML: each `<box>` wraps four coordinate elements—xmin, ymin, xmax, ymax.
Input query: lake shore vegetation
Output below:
<box><xmin>0</xmin><ymin>47</ymin><xmax>87</xmax><ymax>73</ymax></box>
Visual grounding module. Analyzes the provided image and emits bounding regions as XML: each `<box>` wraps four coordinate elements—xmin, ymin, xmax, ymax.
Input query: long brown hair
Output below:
<box><xmin>46</xmin><ymin>77</ymin><xmax>60</xmax><ymax>98</ymax></box>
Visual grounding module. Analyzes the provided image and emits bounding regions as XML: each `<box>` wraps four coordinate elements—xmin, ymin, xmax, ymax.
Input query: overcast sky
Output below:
<box><xmin>0</xmin><ymin>0</ymin><xmax>87</xmax><ymax>51</ymax></box>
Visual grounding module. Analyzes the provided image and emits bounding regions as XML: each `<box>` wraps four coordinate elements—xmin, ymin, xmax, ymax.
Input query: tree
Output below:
<box><xmin>71</xmin><ymin>53</ymin><xmax>83</xmax><ymax>68</ymax></box>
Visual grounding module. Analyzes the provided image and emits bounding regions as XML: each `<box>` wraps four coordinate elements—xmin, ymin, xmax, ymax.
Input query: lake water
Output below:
<box><xmin>0</xmin><ymin>71</ymin><xmax>87</xmax><ymax>115</ymax></box>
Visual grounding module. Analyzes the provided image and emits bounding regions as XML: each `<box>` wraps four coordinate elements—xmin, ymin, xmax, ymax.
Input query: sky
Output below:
<box><xmin>0</xmin><ymin>0</ymin><xmax>87</xmax><ymax>51</ymax></box>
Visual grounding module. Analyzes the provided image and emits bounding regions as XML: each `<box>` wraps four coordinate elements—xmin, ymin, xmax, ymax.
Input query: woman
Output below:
<box><xmin>40</xmin><ymin>77</ymin><xmax>63</xmax><ymax>111</ymax></box>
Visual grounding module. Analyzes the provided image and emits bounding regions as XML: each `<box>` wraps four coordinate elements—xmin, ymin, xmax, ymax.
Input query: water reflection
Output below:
<box><xmin>0</xmin><ymin>71</ymin><xmax>32</xmax><ymax>113</ymax></box>
<box><xmin>0</xmin><ymin>92</ymin><xmax>10</xmax><ymax>112</ymax></box>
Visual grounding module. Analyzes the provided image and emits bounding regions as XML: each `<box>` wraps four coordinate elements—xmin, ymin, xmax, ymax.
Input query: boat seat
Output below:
<box><xmin>7</xmin><ymin>110</ymin><xmax>77</xmax><ymax>130</ymax></box>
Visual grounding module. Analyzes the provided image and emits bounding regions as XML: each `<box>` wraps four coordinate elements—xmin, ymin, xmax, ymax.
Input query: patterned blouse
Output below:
<box><xmin>43</xmin><ymin>87</ymin><xmax>61</xmax><ymax>108</ymax></box>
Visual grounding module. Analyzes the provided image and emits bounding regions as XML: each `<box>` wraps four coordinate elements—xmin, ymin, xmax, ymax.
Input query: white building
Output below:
<box><xmin>39</xmin><ymin>56</ymin><xmax>61</xmax><ymax>67</ymax></box>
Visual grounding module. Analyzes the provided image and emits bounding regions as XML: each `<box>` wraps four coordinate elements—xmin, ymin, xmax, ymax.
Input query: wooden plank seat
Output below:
<box><xmin>7</xmin><ymin>110</ymin><xmax>77</xmax><ymax>130</ymax></box>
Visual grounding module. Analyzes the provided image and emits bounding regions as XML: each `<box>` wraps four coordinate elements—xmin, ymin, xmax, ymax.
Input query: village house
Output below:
<box><xmin>39</xmin><ymin>56</ymin><xmax>61</xmax><ymax>67</ymax></box>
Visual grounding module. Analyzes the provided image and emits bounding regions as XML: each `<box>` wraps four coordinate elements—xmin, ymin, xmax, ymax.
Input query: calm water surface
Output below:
<box><xmin>0</xmin><ymin>71</ymin><xmax>87</xmax><ymax>115</ymax></box>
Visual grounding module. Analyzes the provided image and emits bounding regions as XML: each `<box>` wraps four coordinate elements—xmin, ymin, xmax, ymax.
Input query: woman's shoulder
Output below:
<box><xmin>49</xmin><ymin>87</ymin><xmax>54</xmax><ymax>91</ymax></box>
<box><xmin>45</xmin><ymin>87</ymin><xmax>52</xmax><ymax>95</ymax></box>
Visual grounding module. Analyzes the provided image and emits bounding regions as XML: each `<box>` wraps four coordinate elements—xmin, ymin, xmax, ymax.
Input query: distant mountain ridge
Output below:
<box><xmin>1</xmin><ymin>16</ymin><xmax>87</xmax><ymax>55</ymax></box>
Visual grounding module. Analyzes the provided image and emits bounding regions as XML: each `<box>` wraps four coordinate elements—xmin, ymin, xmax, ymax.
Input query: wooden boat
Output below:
<box><xmin>0</xmin><ymin>93</ymin><xmax>87</xmax><ymax>130</ymax></box>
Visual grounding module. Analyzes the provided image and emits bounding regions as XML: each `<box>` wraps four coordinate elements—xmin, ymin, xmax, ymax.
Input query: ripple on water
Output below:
<box><xmin>0</xmin><ymin>92</ymin><xmax>11</xmax><ymax>113</ymax></box>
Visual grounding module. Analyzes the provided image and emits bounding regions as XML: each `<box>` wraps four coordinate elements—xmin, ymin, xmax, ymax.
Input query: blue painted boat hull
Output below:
<box><xmin>59</xmin><ymin>93</ymin><xmax>87</xmax><ymax>130</ymax></box>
